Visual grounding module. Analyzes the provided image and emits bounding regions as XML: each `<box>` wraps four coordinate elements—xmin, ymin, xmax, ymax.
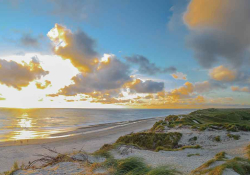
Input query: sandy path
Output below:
<box><xmin>0</xmin><ymin>117</ymin><xmax>160</xmax><ymax>173</ymax></box>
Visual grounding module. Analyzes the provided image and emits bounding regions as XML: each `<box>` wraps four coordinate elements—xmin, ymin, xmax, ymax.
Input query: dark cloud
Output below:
<box><xmin>184</xmin><ymin>0</ymin><xmax>250</xmax><ymax>69</ymax></box>
<box><xmin>20</xmin><ymin>34</ymin><xmax>43</xmax><ymax>48</ymax></box>
<box><xmin>125</xmin><ymin>55</ymin><xmax>177</xmax><ymax>75</ymax></box>
<box><xmin>187</xmin><ymin>31</ymin><xmax>249</xmax><ymax>68</ymax></box>
<box><xmin>194</xmin><ymin>80</ymin><xmax>226</xmax><ymax>93</ymax></box>
<box><xmin>58</xmin><ymin>57</ymin><xmax>131</xmax><ymax>96</ymax></box>
<box><xmin>127</xmin><ymin>79</ymin><xmax>164</xmax><ymax>93</ymax></box>
<box><xmin>0</xmin><ymin>58</ymin><xmax>49</xmax><ymax>90</ymax></box>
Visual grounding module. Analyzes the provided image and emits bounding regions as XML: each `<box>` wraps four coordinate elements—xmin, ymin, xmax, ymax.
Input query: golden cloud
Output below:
<box><xmin>168</xmin><ymin>82</ymin><xmax>194</xmax><ymax>100</ymax></box>
<box><xmin>231</xmin><ymin>86</ymin><xmax>250</xmax><ymax>93</ymax></box>
<box><xmin>209</xmin><ymin>65</ymin><xmax>236</xmax><ymax>82</ymax></box>
<box><xmin>171</xmin><ymin>72</ymin><xmax>187</xmax><ymax>80</ymax></box>
<box><xmin>184</xmin><ymin>0</ymin><xmax>233</xmax><ymax>29</ymax></box>
<box><xmin>47</xmin><ymin>24</ymin><xmax>99</xmax><ymax>72</ymax></box>
<box><xmin>36</xmin><ymin>80</ymin><xmax>51</xmax><ymax>89</ymax></box>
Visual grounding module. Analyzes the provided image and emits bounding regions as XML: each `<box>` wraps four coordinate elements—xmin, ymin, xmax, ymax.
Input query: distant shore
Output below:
<box><xmin>0</xmin><ymin>116</ymin><xmax>163</xmax><ymax>173</ymax></box>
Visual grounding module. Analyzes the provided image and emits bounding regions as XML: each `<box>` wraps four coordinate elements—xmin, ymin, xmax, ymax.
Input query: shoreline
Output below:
<box><xmin>0</xmin><ymin>116</ymin><xmax>165</xmax><ymax>147</ymax></box>
<box><xmin>0</xmin><ymin>116</ymin><xmax>163</xmax><ymax>173</ymax></box>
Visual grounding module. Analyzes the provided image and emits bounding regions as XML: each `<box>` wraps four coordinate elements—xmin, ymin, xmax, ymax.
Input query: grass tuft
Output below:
<box><xmin>246</xmin><ymin>144</ymin><xmax>250</xmax><ymax>159</ymax></box>
<box><xmin>214</xmin><ymin>136</ymin><xmax>221</xmax><ymax>142</ymax></box>
<box><xmin>3</xmin><ymin>162</ymin><xmax>19</xmax><ymax>175</ymax></box>
<box><xmin>93</xmin><ymin>143</ymin><xmax>118</xmax><ymax>158</ymax></box>
<box><xmin>101</xmin><ymin>156</ymin><xmax>181</xmax><ymax>175</ymax></box>
<box><xmin>227</xmin><ymin>133</ymin><xmax>241</xmax><ymax>140</ymax></box>
<box><xmin>156</xmin><ymin>144</ymin><xmax>201</xmax><ymax>152</ymax></box>
<box><xmin>187</xmin><ymin>153</ymin><xmax>200</xmax><ymax>157</ymax></box>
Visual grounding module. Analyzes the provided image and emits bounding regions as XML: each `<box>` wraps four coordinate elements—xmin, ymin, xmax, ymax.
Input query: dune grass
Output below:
<box><xmin>214</xmin><ymin>136</ymin><xmax>221</xmax><ymax>142</ymax></box>
<box><xmin>3</xmin><ymin>162</ymin><xmax>20</xmax><ymax>175</ymax></box>
<box><xmin>247</xmin><ymin>144</ymin><xmax>250</xmax><ymax>159</ymax></box>
<box><xmin>187</xmin><ymin>153</ymin><xmax>200</xmax><ymax>157</ymax></box>
<box><xmin>192</xmin><ymin>151</ymin><xmax>227</xmax><ymax>174</ymax></box>
<box><xmin>101</xmin><ymin>156</ymin><xmax>181</xmax><ymax>175</ymax></box>
<box><xmin>116</xmin><ymin>132</ymin><xmax>182</xmax><ymax>151</ymax></box>
<box><xmin>93</xmin><ymin>143</ymin><xmax>118</xmax><ymax>158</ymax></box>
<box><xmin>227</xmin><ymin>133</ymin><xmax>241</xmax><ymax>140</ymax></box>
<box><xmin>151</xmin><ymin>108</ymin><xmax>250</xmax><ymax>132</ymax></box>
<box><xmin>155</xmin><ymin>144</ymin><xmax>201</xmax><ymax>152</ymax></box>
<box><xmin>192</xmin><ymin>151</ymin><xmax>250</xmax><ymax>175</ymax></box>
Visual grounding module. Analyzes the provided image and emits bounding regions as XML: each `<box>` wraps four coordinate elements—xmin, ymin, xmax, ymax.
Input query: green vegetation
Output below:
<box><xmin>101</xmin><ymin>156</ymin><xmax>181</xmax><ymax>175</ymax></box>
<box><xmin>187</xmin><ymin>153</ymin><xmax>200</xmax><ymax>157</ymax></box>
<box><xmin>189</xmin><ymin>136</ymin><xmax>198</xmax><ymax>142</ymax></box>
<box><xmin>116</xmin><ymin>132</ymin><xmax>182</xmax><ymax>151</ymax></box>
<box><xmin>194</xmin><ymin>157</ymin><xmax>250</xmax><ymax>175</ymax></box>
<box><xmin>115</xmin><ymin>157</ymin><xmax>151</xmax><ymax>175</ymax></box>
<box><xmin>247</xmin><ymin>144</ymin><xmax>250</xmax><ymax>159</ymax></box>
<box><xmin>193</xmin><ymin>151</ymin><xmax>250</xmax><ymax>175</ymax></box>
<box><xmin>192</xmin><ymin>151</ymin><xmax>227</xmax><ymax>174</ymax></box>
<box><xmin>150</xmin><ymin>120</ymin><xmax>167</xmax><ymax>132</ymax></box>
<box><xmin>214</xmin><ymin>136</ymin><xmax>221</xmax><ymax>142</ymax></box>
<box><xmin>3</xmin><ymin>162</ymin><xmax>20</xmax><ymax>175</ymax></box>
<box><xmin>93</xmin><ymin>143</ymin><xmax>117</xmax><ymax>158</ymax></box>
<box><xmin>227</xmin><ymin>133</ymin><xmax>240</xmax><ymax>140</ymax></box>
<box><xmin>156</xmin><ymin>145</ymin><xmax>201</xmax><ymax>152</ymax></box>
<box><xmin>151</xmin><ymin>108</ymin><xmax>250</xmax><ymax>132</ymax></box>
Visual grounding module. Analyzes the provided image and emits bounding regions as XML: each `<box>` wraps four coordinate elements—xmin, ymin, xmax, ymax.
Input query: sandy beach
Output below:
<box><xmin>0</xmin><ymin>117</ymin><xmax>162</xmax><ymax>173</ymax></box>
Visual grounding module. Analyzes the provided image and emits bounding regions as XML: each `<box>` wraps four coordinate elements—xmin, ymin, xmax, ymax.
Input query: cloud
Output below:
<box><xmin>57</xmin><ymin>55</ymin><xmax>131</xmax><ymax>96</ymax></box>
<box><xmin>124</xmin><ymin>55</ymin><xmax>176</xmax><ymax>75</ymax></box>
<box><xmin>47</xmin><ymin>24</ymin><xmax>99</xmax><ymax>72</ymax></box>
<box><xmin>171</xmin><ymin>72</ymin><xmax>187</xmax><ymax>80</ymax></box>
<box><xmin>167</xmin><ymin>82</ymin><xmax>194</xmax><ymax>100</ymax></box>
<box><xmin>125</xmin><ymin>79</ymin><xmax>164</xmax><ymax>93</ymax></box>
<box><xmin>194</xmin><ymin>95</ymin><xmax>205</xmax><ymax>103</ymax></box>
<box><xmin>193</xmin><ymin>81</ymin><xmax>211</xmax><ymax>93</ymax></box>
<box><xmin>231</xmin><ymin>86</ymin><xmax>250</xmax><ymax>93</ymax></box>
<box><xmin>184</xmin><ymin>0</ymin><xmax>250</xmax><ymax>68</ymax></box>
<box><xmin>0</xmin><ymin>58</ymin><xmax>49</xmax><ymax>90</ymax></box>
<box><xmin>36</xmin><ymin>80</ymin><xmax>51</xmax><ymax>89</ymax></box>
<box><xmin>20</xmin><ymin>33</ymin><xmax>43</xmax><ymax>48</ymax></box>
<box><xmin>209</xmin><ymin>65</ymin><xmax>237</xmax><ymax>82</ymax></box>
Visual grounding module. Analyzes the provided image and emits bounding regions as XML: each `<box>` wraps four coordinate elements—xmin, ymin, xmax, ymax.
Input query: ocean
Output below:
<box><xmin>0</xmin><ymin>108</ymin><xmax>195</xmax><ymax>142</ymax></box>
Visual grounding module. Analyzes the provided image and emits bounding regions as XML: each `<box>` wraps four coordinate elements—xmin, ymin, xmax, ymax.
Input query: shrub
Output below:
<box><xmin>94</xmin><ymin>144</ymin><xmax>116</xmax><ymax>158</ymax></box>
<box><xmin>189</xmin><ymin>136</ymin><xmax>198</xmax><ymax>142</ymax></box>
<box><xmin>227</xmin><ymin>133</ymin><xmax>240</xmax><ymax>140</ymax></box>
<box><xmin>116</xmin><ymin>132</ymin><xmax>182</xmax><ymax>151</ymax></box>
<box><xmin>214</xmin><ymin>136</ymin><xmax>221</xmax><ymax>142</ymax></box>
<box><xmin>115</xmin><ymin>157</ymin><xmax>150</xmax><ymax>175</ymax></box>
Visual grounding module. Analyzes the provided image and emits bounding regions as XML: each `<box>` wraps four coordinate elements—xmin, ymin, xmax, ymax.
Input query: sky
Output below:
<box><xmin>0</xmin><ymin>0</ymin><xmax>250</xmax><ymax>108</ymax></box>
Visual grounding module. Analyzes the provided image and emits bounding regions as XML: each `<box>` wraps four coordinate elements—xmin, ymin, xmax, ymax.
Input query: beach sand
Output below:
<box><xmin>0</xmin><ymin>117</ymin><xmax>162</xmax><ymax>173</ymax></box>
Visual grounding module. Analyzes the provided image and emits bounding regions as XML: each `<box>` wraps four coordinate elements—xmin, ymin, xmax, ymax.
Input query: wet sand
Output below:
<box><xmin>0</xmin><ymin>117</ymin><xmax>162</xmax><ymax>173</ymax></box>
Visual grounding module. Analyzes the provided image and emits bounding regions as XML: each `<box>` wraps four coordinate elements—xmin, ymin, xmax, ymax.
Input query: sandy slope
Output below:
<box><xmin>112</xmin><ymin>126</ymin><xmax>250</xmax><ymax>174</ymax></box>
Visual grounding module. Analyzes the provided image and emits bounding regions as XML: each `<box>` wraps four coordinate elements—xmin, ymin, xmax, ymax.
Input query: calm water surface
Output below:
<box><xmin>0</xmin><ymin>108</ymin><xmax>195</xmax><ymax>142</ymax></box>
